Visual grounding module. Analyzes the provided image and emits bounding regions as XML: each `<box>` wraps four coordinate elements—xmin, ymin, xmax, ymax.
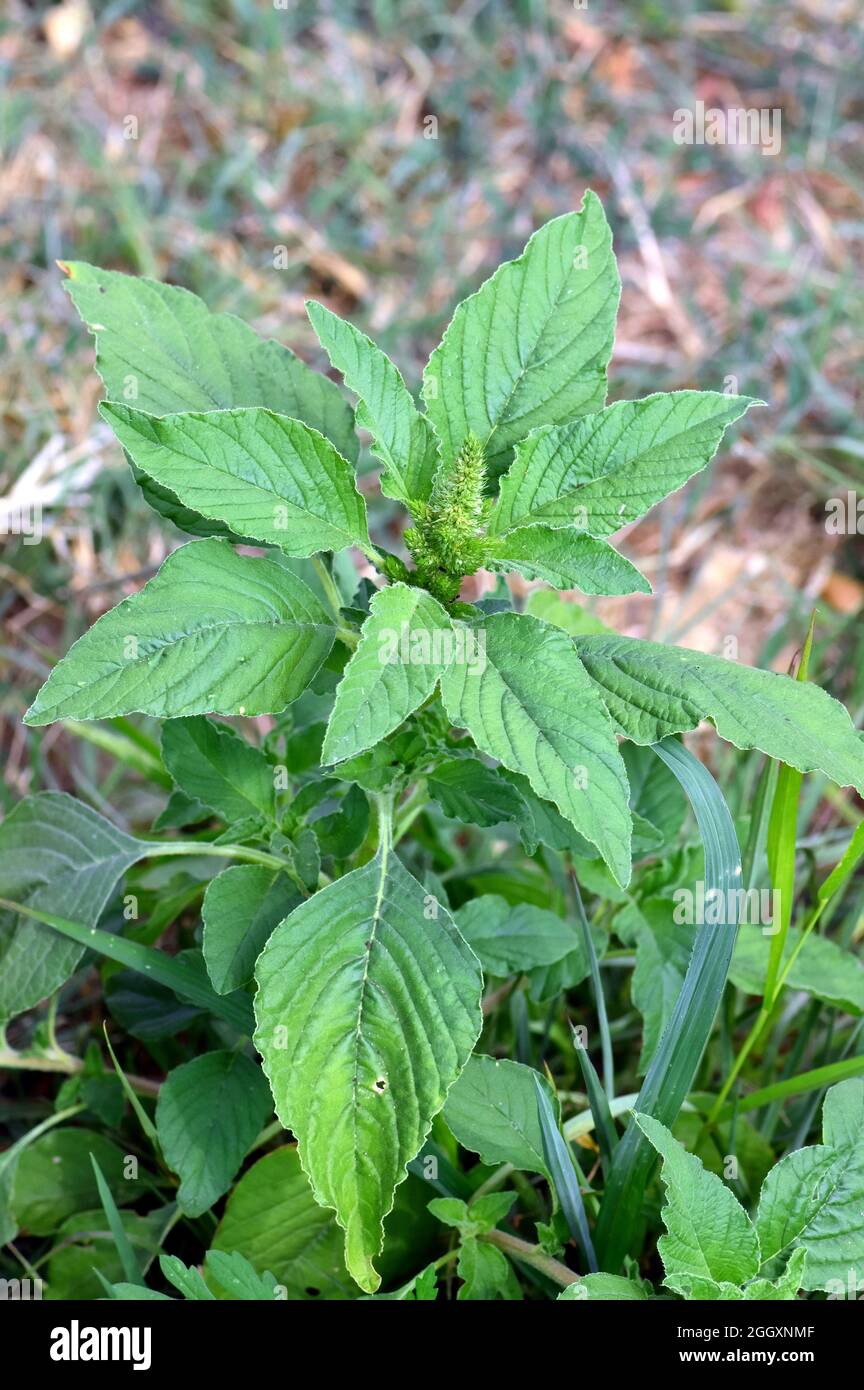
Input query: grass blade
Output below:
<box><xmin>533</xmin><ymin>1072</ymin><xmax>598</xmax><ymax>1272</ymax></box>
<box><xmin>570</xmin><ymin>874</ymin><xmax>614</xmax><ymax>1099</ymax></box>
<box><xmin>89</xmin><ymin>1153</ymin><xmax>144</xmax><ymax>1287</ymax></box>
<box><xmin>0</xmin><ymin>897</ymin><xmax>253</xmax><ymax>1034</ymax></box>
<box><xmin>594</xmin><ymin>736</ymin><xmax>743</xmax><ymax>1271</ymax></box>
<box><xmin>570</xmin><ymin>1019</ymin><xmax>618</xmax><ymax>1176</ymax></box>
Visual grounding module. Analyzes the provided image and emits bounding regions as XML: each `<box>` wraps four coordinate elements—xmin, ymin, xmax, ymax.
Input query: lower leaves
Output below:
<box><xmin>253</xmin><ymin>824</ymin><xmax>483</xmax><ymax>1292</ymax></box>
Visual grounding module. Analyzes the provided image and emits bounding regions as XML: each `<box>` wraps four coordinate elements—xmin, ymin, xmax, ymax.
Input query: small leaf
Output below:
<box><xmin>322</xmin><ymin>583</ymin><xmax>454</xmax><ymax>765</ymax></box>
<box><xmin>423</xmin><ymin>193</ymin><xmax>619</xmax><ymax>476</ymax></box>
<box><xmin>204</xmin><ymin>1249</ymin><xmax>280</xmax><ymax>1301</ymax></box>
<box><xmin>444</xmin><ymin>1054</ymin><xmax>559</xmax><ymax>1177</ymax></box>
<box><xmin>756</xmin><ymin>1078</ymin><xmax>864</xmax><ymax>1291</ymax></box>
<box><xmin>101</xmin><ymin>404</ymin><xmax>369</xmax><ymax>557</ymax></box>
<box><xmin>306</xmin><ymin>300</ymin><xmax>438</xmax><ymax>504</ymax></box>
<box><xmin>155</xmin><ymin>1051</ymin><xmax>273</xmax><ymax>1217</ymax></box>
<box><xmin>490</xmin><ymin>391</ymin><xmax>757</xmax><ymax>536</ymax></box>
<box><xmin>487</xmin><ymin>526</ymin><xmax>650</xmax><ymax>595</ymax></box>
<box><xmin>455</xmin><ymin>894</ymin><xmax>580</xmax><ymax>975</ymax></box>
<box><xmin>633</xmin><ymin>1111</ymin><xmax>760</xmax><ymax>1291</ymax></box>
<box><xmin>427</xmin><ymin>757</ymin><xmax>531</xmax><ymax>829</ymax></box>
<box><xmin>440</xmin><ymin>612</ymin><xmax>632</xmax><ymax>886</ymax></box>
<box><xmin>161</xmin><ymin>717</ymin><xmax>276</xmax><ymax>824</ymax></box>
<box><xmin>202</xmin><ymin>866</ymin><xmax>301</xmax><ymax>995</ymax></box>
<box><xmin>25</xmin><ymin>540</ymin><xmax>336</xmax><ymax>725</ymax></box>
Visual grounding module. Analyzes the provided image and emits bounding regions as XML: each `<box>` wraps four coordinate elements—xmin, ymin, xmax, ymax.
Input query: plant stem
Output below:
<box><xmin>143</xmin><ymin>840</ymin><xmax>290</xmax><ymax>874</ymax></box>
<box><xmin>480</xmin><ymin>1229</ymin><xmax>579</xmax><ymax>1288</ymax></box>
<box><xmin>393</xmin><ymin>780</ymin><xmax>428</xmax><ymax>843</ymax></box>
<box><xmin>311</xmin><ymin>554</ymin><xmax>346</xmax><ymax>619</ymax></box>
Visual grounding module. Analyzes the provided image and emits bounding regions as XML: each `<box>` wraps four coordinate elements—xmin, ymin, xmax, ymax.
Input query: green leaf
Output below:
<box><xmin>577</xmin><ymin>634</ymin><xmax>864</xmax><ymax>794</ymax></box>
<box><xmin>534</xmin><ymin>1073</ymin><xmax>597</xmax><ymax>1270</ymax></box>
<box><xmin>204</xmin><ymin>1250</ymin><xmax>280</xmax><ymax>1301</ymax></box>
<box><xmin>423</xmin><ymin>195</ymin><xmax>619</xmax><ymax>475</ymax></box>
<box><xmin>427</xmin><ymin>757</ymin><xmax>531</xmax><ymax>829</ymax></box>
<box><xmin>455</xmin><ymin>894</ymin><xmax>580</xmax><ymax>976</ymax></box>
<box><xmin>524</xmin><ymin>589</ymin><xmax>611</xmax><ymax>636</ymax></box>
<box><xmin>457</xmin><ymin>1238</ymin><xmax>521</xmax><ymax>1300</ymax></box>
<box><xmin>0</xmin><ymin>792</ymin><xmax>146</xmax><ymax>1023</ymax></box>
<box><xmin>210</xmin><ymin>1146</ymin><xmax>356</xmax><ymax>1299</ymax></box>
<box><xmin>47</xmin><ymin>1207</ymin><xmax>166</xmax><ymax>1301</ymax></box>
<box><xmin>90</xmin><ymin>1153</ymin><xmax>145</xmax><ymax>1286</ymax></box>
<box><xmin>756</xmin><ymin>1078</ymin><xmax>864</xmax><ymax>1291</ymax></box>
<box><xmin>443</xmin><ymin>1055</ymin><xmax>559</xmax><ymax>1177</ymax></box>
<box><xmin>306</xmin><ymin>300</ymin><xmax>438</xmax><ymax>504</ymax></box>
<box><xmin>322</xmin><ymin>583</ymin><xmax>453</xmax><ymax>765</ymax></box>
<box><xmin>25</xmin><ymin>540</ymin><xmax>336</xmax><ymax>725</ymax></box>
<box><xmin>161</xmin><ymin>717</ymin><xmax>276</xmax><ymax>824</ymax></box>
<box><xmin>62</xmin><ymin>260</ymin><xmax>356</xmax><ymax>534</ymax></box>
<box><xmin>633</xmin><ymin>1112</ymin><xmax>760</xmax><ymax>1293</ymax></box>
<box><xmin>731</xmin><ymin>925</ymin><xmax>864</xmax><ymax>1015</ymax></box>
<box><xmin>155</xmin><ymin>1051</ymin><xmax>273</xmax><ymax>1217</ymax></box>
<box><xmin>253</xmin><ymin>840</ymin><xmax>482</xmax><ymax>1292</ymax></box>
<box><xmin>101</xmin><ymin>404</ymin><xmax>369</xmax><ymax>557</ymax></box>
<box><xmin>159</xmin><ymin>1254</ymin><xmax>216</xmax><ymax>1301</ymax></box>
<box><xmin>202</xmin><ymin>866</ymin><xmax>301</xmax><ymax>995</ymax></box>
<box><xmin>11</xmin><ymin>1129</ymin><xmax>146</xmax><ymax>1236</ymax></box>
<box><xmin>490</xmin><ymin>391</ymin><xmax>756</xmax><ymax>537</ymax></box>
<box><xmin>428</xmin><ymin>1191</ymin><xmax>515</xmax><ymax>1236</ymax></box>
<box><xmin>559</xmin><ymin>1273</ymin><xmax>650</xmax><ymax>1300</ymax></box>
<box><xmin>440</xmin><ymin>612</ymin><xmax>632</xmax><ymax>886</ymax></box>
<box><xmin>487</xmin><ymin>526</ymin><xmax>649</xmax><ymax>595</ymax></box>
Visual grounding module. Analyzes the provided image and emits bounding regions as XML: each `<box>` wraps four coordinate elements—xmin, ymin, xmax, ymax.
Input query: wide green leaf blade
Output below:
<box><xmin>731</xmin><ymin>926</ymin><xmax>864</xmax><ymax>1016</ymax></box>
<box><xmin>756</xmin><ymin>1078</ymin><xmax>864</xmax><ymax>1291</ymax></box>
<box><xmin>454</xmin><ymin>894</ymin><xmax>581</xmax><ymax>976</ymax></box>
<box><xmin>156</xmin><ymin>1051</ymin><xmax>273</xmax><ymax>1217</ymax></box>
<box><xmin>322</xmin><ymin>583</ymin><xmax>453</xmax><ymax>765</ymax></box>
<box><xmin>11</xmin><ymin>1129</ymin><xmax>147</xmax><ymax>1236</ymax></box>
<box><xmin>423</xmin><ymin>194</ymin><xmax>619</xmax><ymax>475</ymax></box>
<box><xmin>490</xmin><ymin>391</ymin><xmax>756</xmax><ymax>537</ymax></box>
<box><xmin>427</xmin><ymin>757</ymin><xmax>531</xmax><ymax>830</ymax></box>
<box><xmin>440</xmin><ymin>612</ymin><xmax>632</xmax><ymax>886</ymax></box>
<box><xmin>101</xmin><ymin>404</ymin><xmax>369</xmax><ymax>557</ymax></box>
<box><xmin>25</xmin><ymin>540</ymin><xmax>336</xmax><ymax>725</ymax></box>
<box><xmin>253</xmin><ymin>839</ymin><xmax>482</xmax><ymax>1292</ymax></box>
<box><xmin>487</xmin><ymin>525</ymin><xmax>650</xmax><ymax>595</ymax></box>
<box><xmin>306</xmin><ymin>300</ymin><xmax>438</xmax><ymax>504</ymax></box>
<box><xmin>634</xmin><ymin>1111</ymin><xmax>760</xmax><ymax>1293</ymax></box>
<box><xmin>0</xmin><ymin>792</ymin><xmax>146</xmax><ymax>1023</ymax></box>
<box><xmin>576</xmin><ymin>634</ymin><xmax>864</xmax><ymax>794</ymax></box>
<box><xmin>210</xmin><ymin>1146</ymin><xmax>357</xmax><ymax>1300</ymax></box>
<box><xmin>161</xmin><ymin>717</ymin><xmax>276</xmax><ymax>825</ymax></box>
<box><xmin>443</xmin><ymin>1055</ymin><xmax>558</xmax><ymax>1177</ymax></box>
<box><xmin>202</xmin><ymin>866</ymin><xmax>301</xmax><ymax>995</ymax></box>
<box><xmin>63</xmin><ymin>260</ymin><xmax>356</xmax><ymax>535</ymax></box>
